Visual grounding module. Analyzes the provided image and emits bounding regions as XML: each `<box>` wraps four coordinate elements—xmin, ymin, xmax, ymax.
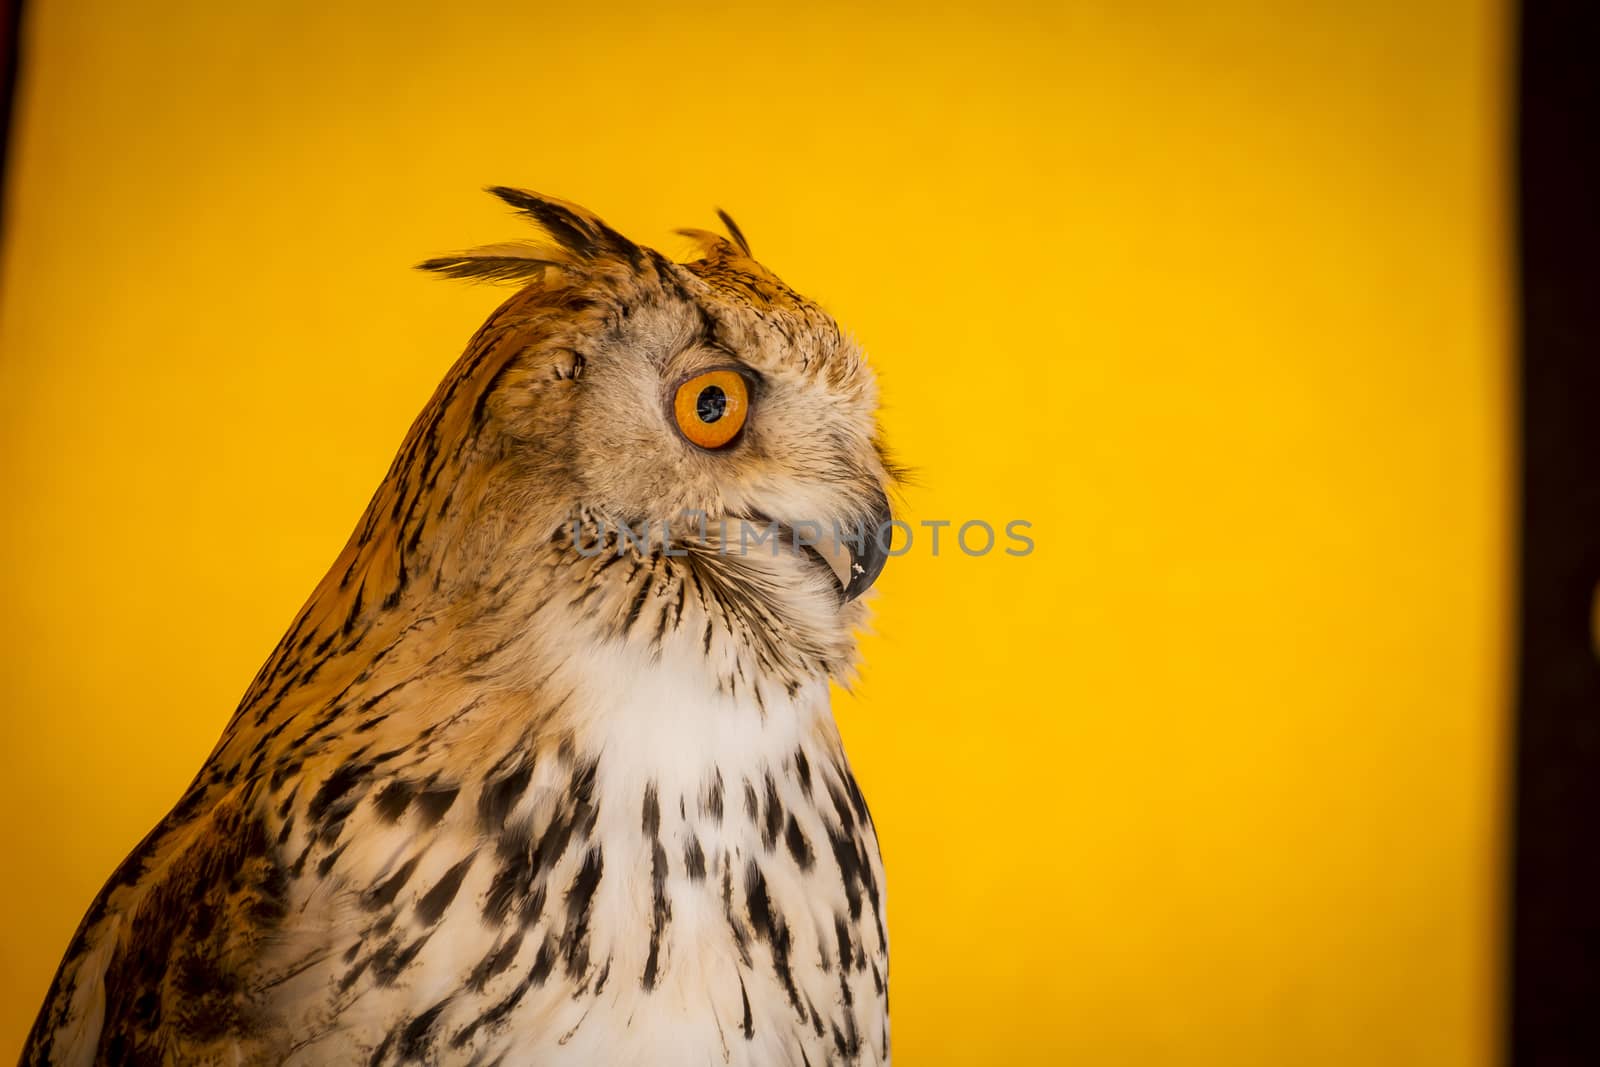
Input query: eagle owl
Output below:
<box><xmin>23</xmin><ymin>190</ymin><xmax>894</xmax><ymax>1066</ymax></box>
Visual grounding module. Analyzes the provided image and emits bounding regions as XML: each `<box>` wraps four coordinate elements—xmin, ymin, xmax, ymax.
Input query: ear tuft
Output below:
<box><xmin>415</xmin><ymin>242</ymin><xmax>561</xmax><ymax>283</ymax></box>
<box><xmin>674</xmin><ymin>227</ymin><xmax>736</xmax><ymax>259</ymax></box>
<box><xmin>715</xmin><ymin>209</ymin><xmax>752</xmax><ymax>256</ymax></box>
<box><xmin>485</xmin><ymin>187</ymin><xmax>640</xmax><ymax>262</ymax></box>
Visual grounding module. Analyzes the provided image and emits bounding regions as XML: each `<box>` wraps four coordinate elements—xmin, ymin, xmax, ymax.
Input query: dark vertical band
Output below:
<box><xmin>0</xmin><ymin>0</ymin><xmax>25</xmax><ymax>241</ymax></box>
<box><xmin>1511</xmin><ymin>1</ymin><xmax>1600</xmax><ymax>1063</ymax></box>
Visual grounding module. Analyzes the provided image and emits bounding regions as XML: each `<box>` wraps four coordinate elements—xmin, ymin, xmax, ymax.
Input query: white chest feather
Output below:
<box><xmin>270</xmin><ymin>638</ymin><xmax>889</xmax><ymax>1066</ymax></box>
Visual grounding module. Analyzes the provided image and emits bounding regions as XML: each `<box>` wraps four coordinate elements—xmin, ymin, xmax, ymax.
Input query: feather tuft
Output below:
<box><xmin>716</xmin><ymin>209</ymin><xmax>752</xmax><ymax>256</ymax></box>
<box><xmin>484</xmin><ymin>186</ymin><xmax>639</xmax><ymax>261</ymax></box>
<box><xmin>415</xmin><ymin>242</ymin><xmax>561</xmax><ymax>283</ymax></box>
<box><xmin>674</xmin><ymin>228</ymin><xmax>736</xmax><ymax>259</ymax></box>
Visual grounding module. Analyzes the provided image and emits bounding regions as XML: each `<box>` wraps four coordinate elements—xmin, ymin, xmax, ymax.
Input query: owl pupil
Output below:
<box><xmin>696</xmin><ymin>385</ymin><xmax>727</xmax><ymax>423</ymax></box>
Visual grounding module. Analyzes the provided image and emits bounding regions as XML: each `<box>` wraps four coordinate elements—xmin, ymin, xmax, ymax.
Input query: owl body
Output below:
<box><xmin>23</xmin><ymin>192</ymin><xmax>893</xmax><ymax>1065</ymax></box>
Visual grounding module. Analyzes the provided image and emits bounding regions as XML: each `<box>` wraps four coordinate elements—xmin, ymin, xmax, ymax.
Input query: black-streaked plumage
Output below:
<box><xmin>24</xmin><ymin>190</ymin><xmax>894</xmax><ymax>1066</ymax></box>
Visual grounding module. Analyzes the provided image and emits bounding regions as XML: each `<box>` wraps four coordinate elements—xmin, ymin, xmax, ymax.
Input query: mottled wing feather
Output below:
<box><xmin>22</xmin><ymin>785</ymin><xmax>287</xmax><ymax>1066</ymax></box>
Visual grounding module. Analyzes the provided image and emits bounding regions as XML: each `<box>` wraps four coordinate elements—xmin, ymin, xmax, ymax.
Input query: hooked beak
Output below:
<box><xmin>728</xmin><ymin>492</ymin><xmax>894</xmax><ymax>603</ymax></box>
<box><xmin>842</xmin><ymin>492</ymin><xmax>893</xmax><ymax>600</ymax></box>
<box><xmin>806</xmin><ymin>492</ymin><xmax>893</xmax><ymax>602</ymax></box>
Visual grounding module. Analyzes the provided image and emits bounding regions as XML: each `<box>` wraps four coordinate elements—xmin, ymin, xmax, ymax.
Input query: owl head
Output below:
<box><xmin>366</xmin><ymin>189</ymin><xmax>896</xmax><ymax>663</ymax></box>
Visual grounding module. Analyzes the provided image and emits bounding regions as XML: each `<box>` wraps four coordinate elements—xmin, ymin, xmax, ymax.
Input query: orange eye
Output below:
<box><xmin>672</xmin><ymin>369</ymin><xmax>750</xmax><ymax>450</ymax></box>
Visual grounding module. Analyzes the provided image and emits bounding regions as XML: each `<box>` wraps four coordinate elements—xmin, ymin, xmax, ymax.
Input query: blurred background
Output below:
<box><xmin>2</xmin><ymin>1</ymin><xmax>1577</xmax><ymax>1064</ymax></box>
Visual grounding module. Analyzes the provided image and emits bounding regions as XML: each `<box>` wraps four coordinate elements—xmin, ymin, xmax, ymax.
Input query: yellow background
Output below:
<box><xmin>0</xmin><ymin>1</ymin><xmax>1509</xmax><ymax>1063</ymax></box>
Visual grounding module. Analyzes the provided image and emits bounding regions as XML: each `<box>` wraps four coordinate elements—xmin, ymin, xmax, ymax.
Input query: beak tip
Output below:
<box><xmin>841</xmin><ymin>496</ymin><xmax>894</xmax><ymax>601</ymax></box>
